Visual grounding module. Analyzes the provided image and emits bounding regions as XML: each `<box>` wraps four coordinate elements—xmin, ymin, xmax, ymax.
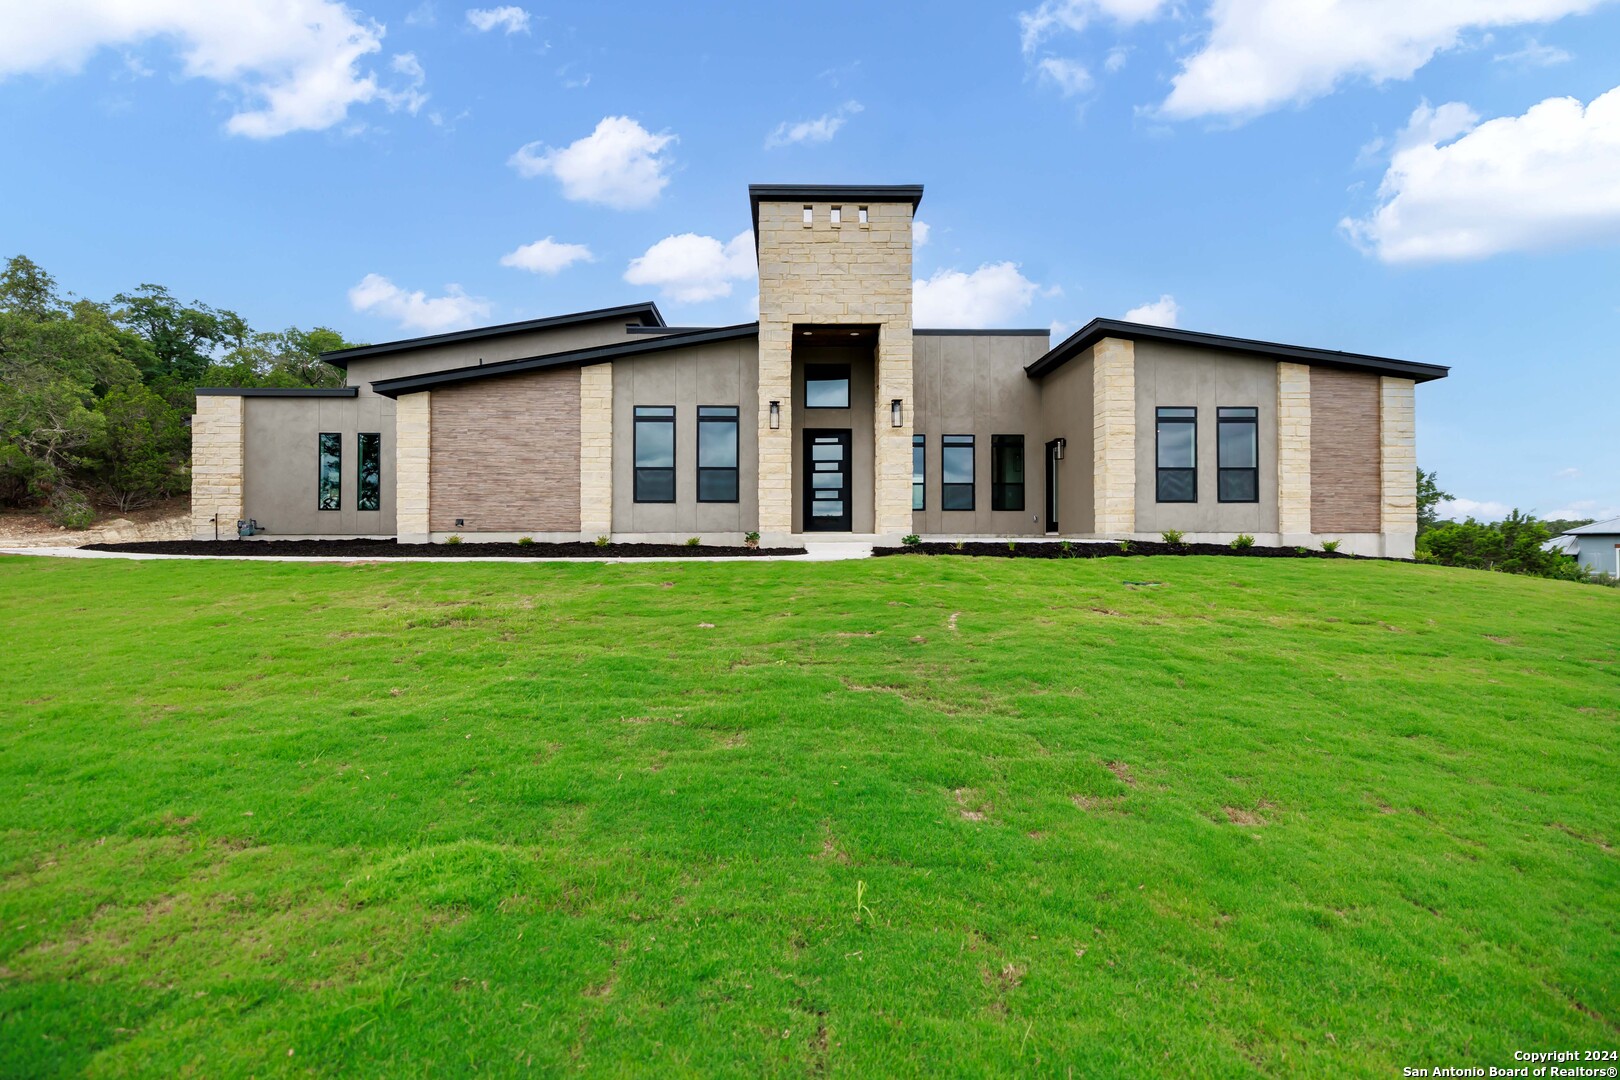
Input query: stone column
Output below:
<box><xmin>1379</xmin><ymin>376</ymin><xmax>1417</xmax><ymax>558</ymax></box>
<box><xmin>579</xmin><ymin>362</ymin><xmax>614</xmax><ymax>537</ymax></box>
<box><xmin>396</xmin><ymin>391</ymin><xmax>431</xmax><ymax>543</ymax></box>
<box><xmin>1276</xmin><ymin>362</ymin><xmax>1312</xmax><ymax>539</ymax></box>
<box><xmin>756</xmin><ymin>321</ymin><xmax>794</xmax><ymax>537</ymax></box>
<box><xmin>190</xmin><ymin>393</ymin><xmax>244</xmax><ymax>540</ymax></box>
<box><xmin>873</xmin><ymin>323</ymin><xmax>915</xmax><ymax>536</ymax></box>
<box><xmin>1092</xmin><ymin>338</ymin><xmax>1136</xmax><ymax>535</ymax></box>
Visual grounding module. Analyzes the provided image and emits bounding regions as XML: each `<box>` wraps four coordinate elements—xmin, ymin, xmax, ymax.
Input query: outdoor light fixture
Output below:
<box><xmin>769</xmin><ymin>400</ymin><xmax>780</xmax><ymax>429</ymax></box>
<box><xmin>891</xmin><ymin>398</ymin><xmax>904</xmax><ymax>427</ymax></box>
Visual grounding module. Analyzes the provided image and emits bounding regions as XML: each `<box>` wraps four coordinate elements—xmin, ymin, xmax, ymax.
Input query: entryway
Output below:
<box><xmin>804</xmin><ymin>429</ymin><xmax>852</xmax><ymax>532</ymax></box>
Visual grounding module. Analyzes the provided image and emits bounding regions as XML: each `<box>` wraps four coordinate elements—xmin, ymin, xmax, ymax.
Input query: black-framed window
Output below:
<box><xmin>633</xmin><ymin>406</ymin><xmax>675</xmax><ymax>503</ymax></box>
<box><xmin>697</xmin><ymin>406</ymin><xmax>739</xmax><ymax>503</ymax></box>
<box><xmin>317</xmin><ymin>432</ymin><xmax>341</xmax><ymax>510</ymax></box>
<box><xmin>1156</xmin><ymin>407</ymin><xmax>1197</xmax><ymax>503</ymax></box>
<box><xmin>1217</xmin><ymin>407</ymin><xmax>1259</xmax><ymax>503</ymax></box>
<box><xmin>991</xmin><ymin>434</ymin><xmax>1025</xmax><ymax>511</ymax></box>
<box><xmin>942</xmin><ymin>434</ymin><xmax>975</xmax><ymax>511</ymax></box>
<box><xmin>804</xmin><ymin>364</ymin><xmax>850</xmax><ymax>409</ymax></box>
<box><xmin>357</xmin><ymin>432</ymin><xmax>381</xmax><ymax>511</ymax></box>
<box><xmin>912</xmin><ymin>434</ymin><xmax>925</xmax><ymax>511</ymax></box>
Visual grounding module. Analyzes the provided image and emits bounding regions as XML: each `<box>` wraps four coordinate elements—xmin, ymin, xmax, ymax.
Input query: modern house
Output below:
<box><xmin>1546</xmin><ymin>518</ymin><xmax>1620</xmax><ymax>575</ymax></box>
<box><xmin>191</xmin><ymin>183</ymin><xmax>1449</xmax><ymax>556</ymax></box>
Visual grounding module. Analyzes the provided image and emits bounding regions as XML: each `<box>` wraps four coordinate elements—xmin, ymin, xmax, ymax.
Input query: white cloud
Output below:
<box><xmin>1037</xmin><ymin>57</ymin><xmax>1093</xmax><ymax>97</ymax></box>
<box><xmin>348</xmin><ymin>273</ymin><xmax>492</xmax><ymax>332</ymax></box>
<box><xmin>1104</xmin><ymin>46</ymin><xmax>1131</xmax><ymax>73</ymax></box>
<box><xmin>1544</xmin><ymin>500</ymin><xmax>1620</xmax><ymax>520</ymax></box>
<box><xmin>0</xmin><ymin>0</ymin><xmax>430</xmax><ymax>138</ymax></box>
<box><xmin>1437</xmin><ymin>497</ymin><xmax>1512</xmax><ymax>520</ymax></box>
<box><xmin>765</xmin><ymin>101</ymin><xmax>863</xmax><ymax>149</ymax></box>
<box><xmin>1123</xmin><ymin>294</ymin><xmax>1180</xmax><ymax>327</ymax></box>
<box><xmin>1160</xmin><ymin>0</ymin><xmax>1606</xmax><ymax>122</ymax></box>
<box><xmin>1342</xmin><ymin>86</ymin><xmax>1620</xmax><ymax>263</ymax></box>
<box><xmin>1493</xmin><ymin>38</ymin><xmax>1574</xmax><ymax>65</ymax></box>
<box><xmin>499</xmin><ymin>237</ymin><xmax>594</xmax><ymax>275</ymax></box>
<box><xmin>1557</xmin><ymin>467</ymin><xmax>1582</xmax><ymax>479</ymax></box>
<box><xmin>1018</xmin><ymin>0</ymin><xmax>1171</xmax><ymax>55</ymax></box>
<box><xmin>379</xmin><ymin>52</ymin><xmax>427</xmax><ymax>115</ymax></box>
<box><xmin>913</xmin><ymin>263</ymin><xmax>1044</xmax><ymax>328</ymax></box>
<box><xmin>466</xmin><ymin>6</ymin><xmax>530</xmax><ymax>33</ymax></box>
<box><xmin>509</xmin><ymin>116</ymin><xmax>676</xmax><ymax>209</ymax></box>
<box><xmin>624</xmin><ymin>231</ymin><xmax>755</xmax><ymax>304</ymax></box>
<box><xmin>912</xmin><ymin>221</ymin><xmax>932</xmax><ymax>246</ymax></box>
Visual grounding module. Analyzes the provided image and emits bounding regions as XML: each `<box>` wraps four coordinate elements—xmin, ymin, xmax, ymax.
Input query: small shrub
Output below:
<box><xmin>685</xmin><ymin>536</ymin><xmax>702</xmax><ymax>547</ymax></box>
<box><xmin>1115</xmin><ymin>539</ymin><xmax>1128</xmax><ymax>554</ymax></box>
<box><xmin>744</xmin><ymin>530</ymin><xmax>761</xmax><ymax>549</ymax></box>
<box><xmin>952</xmin><ymin>540</ymin><xmax>965</xmax><ymax>551</ymax></box>
<box><xmin>1062</xmin><ymin>539</ymin><xmax>1075</xmax><ymax>556</ymax></box>
<box><xmin>1230</xmin><ymin>533</ymin><xmax>1256</xmax><ymax>550</ymax></box>
<box><xmin>1294</xmin><ymin>546</ymin><xmax>1309</xmax><ymax>555</ymax></box>
<box><xmin>48</xmin><ymin>490</ymin><xmax>95</xmax><ymax>530</ymax></box>
<box><xmin>516</xmin><ymin>536</ymin><xmax>535</xmax><ymax>546</ymax></box>
<box><xmin>444</xmin><ymin>535</ymin><xmax>463</xmax><ymax>545</ymax></box>
<box><xmin>1161</xmin><ymin>529</ymin><xmax>1185</xmax><ymax>546</ymax></box>
<box><xmin>1321</xmin><ymin>539</ymin><xmax>1341</xmax><ymax>553</ymax></box>
<box><xmin>593</xmin><ymin>535</ymin><xmax>611</xmax><ymax>548</ymax></box>
<box><xmin>901</xmin><ymin>533</ymin><xmax>922</xmax><ymax>547</ymax></box>
<box><xmin>1007</xmin><ymin>540</ymin><xmax>1017</xmax><ymax>553</ymax></box>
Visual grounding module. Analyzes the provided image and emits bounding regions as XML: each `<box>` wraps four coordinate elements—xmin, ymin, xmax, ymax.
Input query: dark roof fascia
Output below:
<box><xmin>196</xmin><ymin>387</ymin><xmax>359</xmax><ymax>398</ymax></box>
<box><xmin>625</xmin><ymin>325</ymin><xmax>714</xmax><ymax>335</ymax></box>
<box><xmin>319</xmin><ymin>302</ymin><xmax>666</xmax><ymax>368</ymax></box>
<box><xmin>1024</xmin><ymin>318</ymin><xmax>1450</xmax><ymax>383</ymax></box>
<box><xmin>915</xmin><ymin>328</ymin><xmax>1051</xmax><ymax>337</ymax></box>
<box><xmin>369</xmin><ymin>323</ymin><xmax>760</xmax><ymax>398</ymax></box>
<box><xmin>749</xmin><ymin>184</ymin><xmax>924</xmax><ymax>239</ymax></box>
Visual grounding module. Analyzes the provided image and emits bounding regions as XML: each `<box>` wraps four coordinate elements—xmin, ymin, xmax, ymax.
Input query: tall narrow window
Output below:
<box><xmin>317</xmin><ymin>432</ymin><xmax>341</xmax><ymax>510</ymax></box>
<box><xmin>804</xmin><ymin>364</ymin><xmax>850</xmax><ymax>409</ymax></box>
<box><xmin>357</xmin><ymin>432</ymin><xmax>381</xmax><ymax>511</ymax></box>
<box><xmin>942</xmin><ymin>434</ymin><xmax>975</xmax><ymax>511</ymax></box>
<box><xmin>1156</xmin><ymin>407</ymin><xmax>1197</xmax><ymax>503</ymax></box>
<box><xmin>633</xmin><ymin>406</ymin><xmax>675</xmax><ymax>503</ymax></box>
<box><xmin>697</xmin><ymin>406</ymin><xmax>739</xmax><ymax>503</ymax></box>
<box><xmin>912</xmin><ymin>434</ymin><xmax>925</xmax><ymax>510</ymax></box>
<box><xmin>991</xmin><ymin>435</ymin><xmax>1025</xmax><ymax>511</ymax></box>
<box><xmin>1217</xmin><ymin>407</ymin><xmax>1259</xmax><ymax>503</ymax></box>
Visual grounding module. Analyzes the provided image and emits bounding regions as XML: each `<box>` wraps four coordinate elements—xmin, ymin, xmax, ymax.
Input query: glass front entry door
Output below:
<box><xmin>804</xmin><ymin>429</ymin><xmax>853</xmax><ymax>532</ymax></box>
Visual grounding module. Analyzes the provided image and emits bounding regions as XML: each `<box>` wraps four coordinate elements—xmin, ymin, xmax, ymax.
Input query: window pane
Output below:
<box><xmin>811</xmin><ymin>441</ymin><xmax>844</xmax><ymax>461</ymax></box>
<box><xmin>941</xmin><ymin>484</ymin><xmax>973</xmax><ymax>511</ymax></box>
<box><xmin>942</xmin><ymin>437</ymin><xmax>973</xmax><ymax>486</ymax></box>
<box><xmin>698</xmin><ymin>470</ymin><xmax>737</xmax><ymax>502</ymax></box>
<box><xmin>1157</xmin><ymin>420</ymin><xmax>1195</xmax><ymax>469</ymax></box>
<box><xmin>805</xmin><ymin>365</ymin><xmax>850</xmax><ymax>408</ymax></box>
<box><xmin>318</xmin><ymin>432</ymin><xmax>341</xmax><ymax>510</ymax></box>
<box><xmin>698</xmin><ymin>405</ymin><xmax>737</xmax><ymax>418</ymax></box>
<box><xmin>1219</xmin><ymin>469</ymin><xmax>1257</xmax><ymax>502</ymax></box>
<box><xmin>812</xmin><ymin>471</ymin><xmax>842</xmax><ymax>489</ymax></box>
<box><xmin>912</xmin><ymin>434</ymin><xmax>924</xmax><ymax>510</ymax></box>
<box><xmin>634</xmin><ymin>468</ymin><xmax>674</xmax><ymax>502</ymax></box>
<box><xmin>812</xmin><ymin>500</ymin><xmax>843</xmax><ymax>517</ymax></box>
<box><xmin>357</xmin><ymin>432</ymin><xmax>380</xmax><ymax>511</ymax></box>
<box><xmin>1219</xmin><ymin>419</ymin><xmax>1257</xmax><ymax>468</ymax></box>
<box><xmin>635</xmin><ymin>405</ymin><xmax>674</xmax><ymax>418</ymax></box>
<box><xmin>991</xmin><ymin>435</ymin><xmax>1024</xmax><ymax>511</ymax></box>
<box><xmin>1158</xmin><ymin>468</ymin><xmax>1196</xmax><ymax>502</ymax></box>
<box><xmin>635</xmin><ymin>420</ymin><xmax>674</xmax><ymax>468</ymax></box>
<box><xmin>1218</xmin><ymin>407</ymin><xmax>1257</xmax><ymax>419</ymax></box>
<box><xmin>698</xmin><ymin>420</ymin><xmax>738</xmax><ymax>467</ymax></box>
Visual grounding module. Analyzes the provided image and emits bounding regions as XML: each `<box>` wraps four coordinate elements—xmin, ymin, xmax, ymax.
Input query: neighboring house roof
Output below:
<box><xmin>1560</xmin><ymin>516</ymin><xmax>1620</xmax><ymax>536</ymax></box>
<box><xmin>1544</xmin><ymin>534</ymin><xmax>1580</xmax><ymax>555</ymax></box>
<box><xmin>1024</xmin><ymin>318</ymin><xmax>1451</xmax><ymax>383</ymax></box>
<box><xmin>369</xmin><ymin>323</ymin><xmax>760</xmax><ymax>398</ymax></box>
<box><xmin>319</xmin><ymin>302</ymin><xmax>666</xmax><ymax>368</ymax></box>
<box><xmin>748</xmin><ymin>184</ymin><xmax>924</xmax><ymax>240</ymax></box>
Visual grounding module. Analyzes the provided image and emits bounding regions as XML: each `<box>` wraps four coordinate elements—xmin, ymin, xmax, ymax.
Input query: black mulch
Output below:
<box><xmin>874</xmin><ymin>540</ymin><xmax>1390</xmax><ymax>561</ymax></box>
<box><xmin>82</xmin><ymin>538</ymin><xmax>801</xmax><ymax>559</ymax></box>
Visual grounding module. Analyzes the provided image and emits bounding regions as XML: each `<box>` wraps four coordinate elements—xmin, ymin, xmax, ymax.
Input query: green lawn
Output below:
<box><xmin>0</xmin><ymin>553</ymin><xmax>1616</xmax><ymax>1077</ymax></box>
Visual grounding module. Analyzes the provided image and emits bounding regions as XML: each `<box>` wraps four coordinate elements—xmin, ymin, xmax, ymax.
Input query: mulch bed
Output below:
<box><xmin>875</xmin><ymin>540</ymin><xmax>1386</xmax><ymax>561</ymax></box>
<box><xmin>82</xmin><ymin>538</ymin><xmax>802</xmax><ymax>559</ymax></box>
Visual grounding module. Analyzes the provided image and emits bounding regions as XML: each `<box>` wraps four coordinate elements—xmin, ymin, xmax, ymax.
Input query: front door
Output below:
<box><xmin>804</xmin><ymin>429</ymin><xmax>852</xmax><ymax>532</ymax></box>
<box><xmin>1045</xmin><ymin>439</ymin><xmax>1061</xmax><ymax>532</ymax></box>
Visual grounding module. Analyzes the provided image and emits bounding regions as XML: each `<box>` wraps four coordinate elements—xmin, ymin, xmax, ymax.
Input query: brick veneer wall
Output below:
<box><xmin>428</xmin><ymin>367</ymin><xmax>581</xmax><ymax>532</ymax></box>
<box><xmin>1309</xmin><ymin>367</ymin><xmax>1381</xmax><ymax>533</ymax></box>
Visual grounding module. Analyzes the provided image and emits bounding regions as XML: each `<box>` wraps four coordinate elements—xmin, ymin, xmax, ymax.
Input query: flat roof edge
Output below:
<box><xmin>196</xmin><ymin>387</ymin><xmax>359</xmax><ymax>397</ymax></box>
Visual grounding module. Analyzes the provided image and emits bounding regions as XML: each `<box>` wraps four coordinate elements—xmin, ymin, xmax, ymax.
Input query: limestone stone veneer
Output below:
<box><xmin>1092</xmin><ymin>338</ymin><xmax>1136</xmax><ymax>535</ymax></box>
<box><xmin>1276</xmin><ymin>362</ymin><xmax>1312</xmax><ymax>537</ymax></box>
<box><xmin>579</xmin><ymin>362</ymin><xmax>614</xmax><ymax>537</ymax></box>
<box><xmin>190</xmin><ymin>394</ymin><xmax>245</xmax><ymax>540</ymax></box>
<box><xmin>396</xmin><ymin>391</ymin><xmax>431</xmax><ymax>543</ymax></box>
<box><xmin>1379</xmin><ymin>376</ymin><xmax>1417</xmax><ymax>554</ymax></box>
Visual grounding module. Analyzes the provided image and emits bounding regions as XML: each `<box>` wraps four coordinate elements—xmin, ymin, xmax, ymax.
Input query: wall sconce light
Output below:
<box><xmin>890</xmin><ymin>398</ymin><xmax>904</xmax><ymax>428</ymax></box>
<box><xmin>769</xmin><ymin>400</ymin><xmax>780</xmax><ymax>430</ymax></box>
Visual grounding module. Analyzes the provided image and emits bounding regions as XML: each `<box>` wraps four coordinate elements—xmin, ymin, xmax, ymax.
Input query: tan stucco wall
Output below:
<box><xmin>756</xmin><ymin>199</ymin><xmax>913</xmax><ymax>538</ymax></box>
<box><xmin>1093</xmin><ymin>338</ymin><xmax>1136</xmax><ymax>535</ymax></box>
<box><xmin>911</xmin><ymin>333</ymin><xmax>1049</xmax><ymax>536</ymax></box>
<box><xmin>1036</xmin><ymin>346</ymin><xmax>1097</xmax><ymax>535</ymax></box>
<box><xmin>611</xmin><ymin>336</ymin><xmax>760</xmax><ymax>536</ymax></box>
<box><xmin>240</xmin><ymin>395</ymin><xmax>396</xmax><ymax>535</ymax></box>
<box><xmin>1131</xmin><ymin>341</ymin><xmax>1280</xmax><ymax>536</ymax></box>
<box><xmin>343</xmin><ymin>316</ymin><xmax>647</xmax><ymax>395</ymax></box>
<box><xmin>190</xmin><ymin>394</ymin><xmax>244</xmax><ymax>540</ymax></box>
<box><xmin>791</xmin><ymin>344</ymin><xmax>875</xmax><ymax>534</ymax></box>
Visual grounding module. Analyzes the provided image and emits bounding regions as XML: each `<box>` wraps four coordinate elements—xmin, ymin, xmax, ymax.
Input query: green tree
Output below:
<box><xmin>112</xmin><ymin>284</ymin><xmax>249</xmax><ymax>388</ymax></box>
<box><xmin>207</xmin><ymin>326</ymin><xmax>352</xmax><ymax>389</ymax></box>
<box><xmin>1417</xmin><ymin>468</ymin><xmax>1452</xmax><ymax>533</ymax></box>
<box><xmin>1418</xmin><ymin>510</ymin><xmax>1586</xmax><ymax>581</ymax></box>
<box><xmin>87</xmin><ymin>384</ymin><xmax>190</xmax><ymax>511</ymax></box>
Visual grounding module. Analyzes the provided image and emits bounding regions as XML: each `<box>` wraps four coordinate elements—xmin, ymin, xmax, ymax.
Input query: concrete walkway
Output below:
<box><xmin>0</xmin><ymin>542</ymin><xmax>877</xmax><ymax>564</ymax></box>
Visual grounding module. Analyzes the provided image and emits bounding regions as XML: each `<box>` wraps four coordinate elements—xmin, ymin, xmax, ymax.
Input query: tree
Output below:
<box><xmin>1417</xmin><ymin>468</ymin><xmax>1451</xmax><ymax>533</ymax></box>
<box><xmin>208</xmin><ymin>326</ymin><xmax>351</xmax><ymax>390</ymax></box>
<box><xmin>1418</xmin><ymin>510</ymin><xmax>1586</xmax><ymax>581</ymax></box>
<box><xmin>87</xmin><ymin>384</ymin><xmax>189</xmax><ymax>511</ymax></box>
<box><xmin>112</xmin><ymin>284</ymin><xmax>249</xmax><ymax>388</ymax></box>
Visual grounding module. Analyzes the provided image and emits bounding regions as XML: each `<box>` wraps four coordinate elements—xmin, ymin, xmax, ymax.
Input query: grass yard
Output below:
<box><xmin>0</xmin><ymin>553</ymin><xmax>1616</xmax><ymax>1077</ymax></box>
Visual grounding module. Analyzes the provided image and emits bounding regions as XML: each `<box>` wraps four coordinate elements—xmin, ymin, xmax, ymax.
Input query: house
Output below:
<box><xmin>191</xmin><ymin>183</ymin><xmax>1449</xmax><ymax>556</ymax></box>
<box><xmin>1547</xmin><ymin>518</ymin><xmax>1620</xmax><ymax>575</ymax></box>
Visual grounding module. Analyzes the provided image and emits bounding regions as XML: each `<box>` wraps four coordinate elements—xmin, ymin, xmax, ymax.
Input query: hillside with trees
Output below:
<box><xmin>0</xmin><ymin>255</ymin><xmax>358</xmax><ymax>527</ymax></box>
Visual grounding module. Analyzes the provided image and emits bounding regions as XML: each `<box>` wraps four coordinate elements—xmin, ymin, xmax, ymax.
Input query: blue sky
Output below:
<box><xmin>3</xmin><ymin>0</ymin><xmax>1618</xmax><ymax>521</ymax></box>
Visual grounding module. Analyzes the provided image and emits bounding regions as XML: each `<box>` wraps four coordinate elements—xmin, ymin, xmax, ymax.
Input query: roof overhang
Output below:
<box><xmin>748</xmin><ymin>184</ymin><xmax>923</xmax><ymax>241</ymax></box>
<box><xmin>195</xmin><ymin>386</ymin><xmax>358</xmax><ymax>398</ymax></box>
<box><xmin>320</xmin><ymin>302</ymin><xmax>665</xmax><ymax>369</ymax></box>
<box><xmin>369</xmin><ymin>323</ymin><xmax>759</xmax><ymax>398</ymax></box>
<box><xmin>1025</xmin><ymin>318</ymin><xmax>1450</xmax><ymax>384</ymax></box>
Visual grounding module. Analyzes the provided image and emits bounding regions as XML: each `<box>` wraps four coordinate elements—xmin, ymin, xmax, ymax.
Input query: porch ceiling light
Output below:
<box><xmin>769</xmin><ymin>400</ymin><xmax>780</xmax><ymax>429</ymax></box>
<box><xmin>891</xmin><ymin>398</ymin><xmax>903</xmax><ymax>428</ymax></box>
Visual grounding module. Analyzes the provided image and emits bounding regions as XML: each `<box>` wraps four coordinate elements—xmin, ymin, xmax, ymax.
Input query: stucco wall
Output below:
<box><xmin>429</xmin><ymin>367</ymin><xmax>581</xmax><ymax>533</ymax></box>
<box><xmin>1035</xmin><ymin>347</ymin><xmax>1097</xmax><ymax>535</ymax></box>
<box><xmin>1132</xmin><ymin>341</ymin><xmax>1280</xmax><ymax>535</ymax></box>
<box><xmin>611</xmin><ymin>337</ymin><xmax>760</xmax><ymax>535</ymax></box>
<box><xmin>1310</xmin><ymin>367</ymin><xmax>1382</xmax><ymax>534</ymax></box>
<box><xmin>242</xmin><ymin>395</ymin><xmax>395</xmax><ymax>535</ymax></box>
<box><xmin>344</xmin><ymin>316</ymin><xmax>645</xmax><ymax>395</ymax></box>
<box><xmin>1574</xmin><ymin>535</ymin><xmax>1620</xmax><ymax>575</ymax></box>
<box><xmin>912</xmin><ymin>333</ymin><xmax>1049</xmax><ymax>536</ymax></box>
